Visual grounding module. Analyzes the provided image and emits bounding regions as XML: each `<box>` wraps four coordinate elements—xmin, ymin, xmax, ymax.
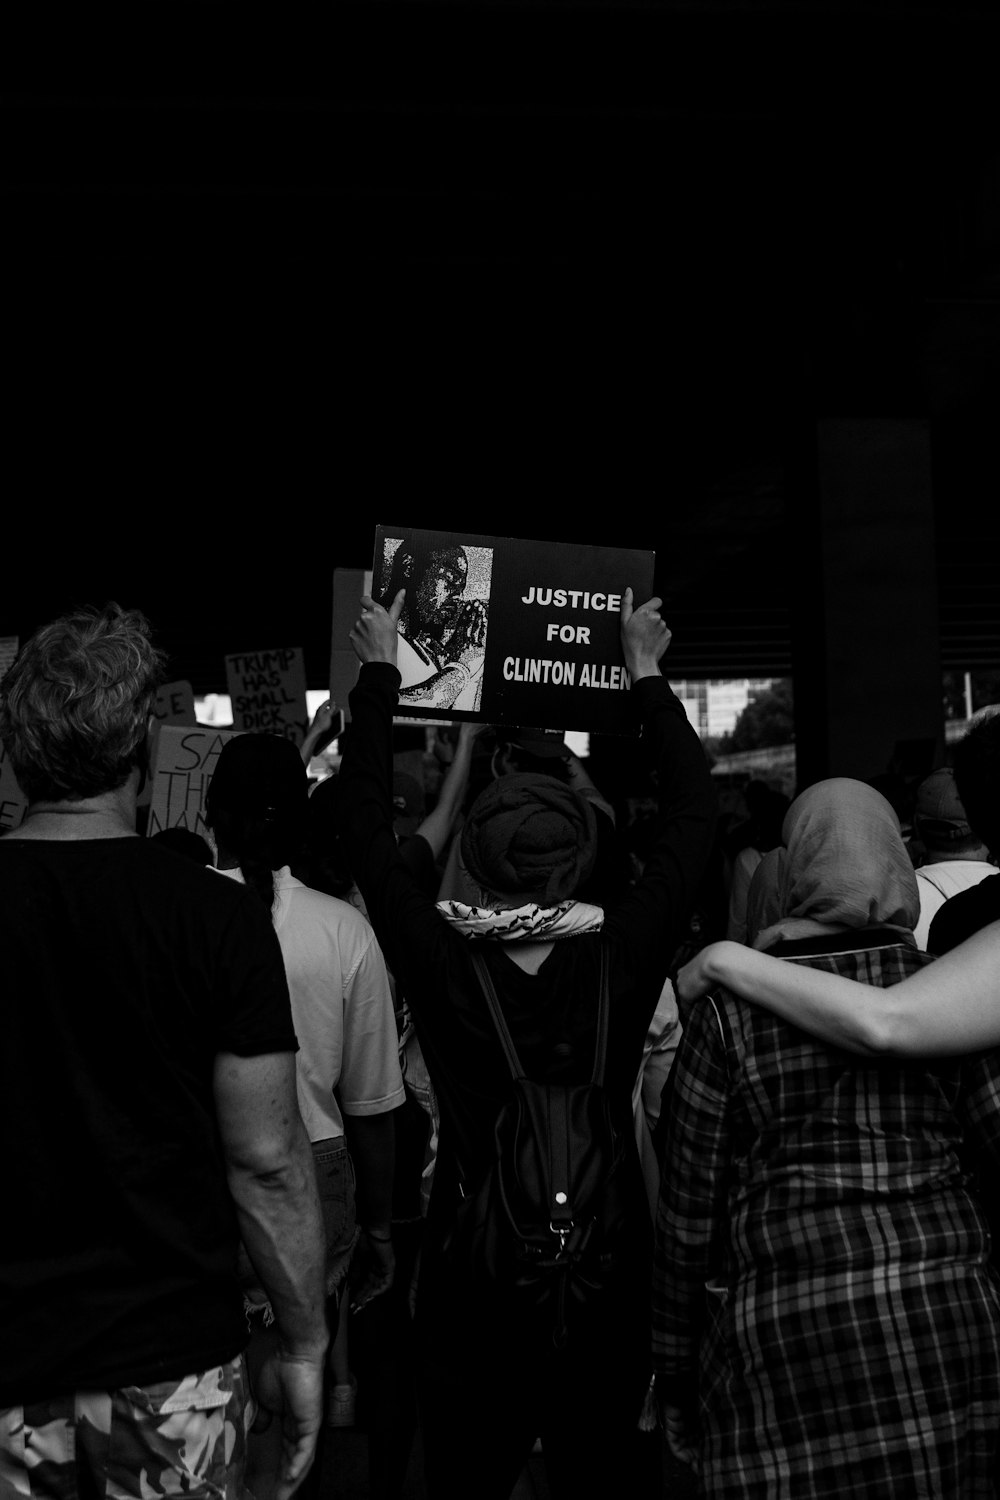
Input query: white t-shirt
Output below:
<box><xmin>913</xmin><ymin>859</ymin><xmax>996</xmax><ymax>951</ymax></box>
<box><xmin>215</xmin><ymin>866</ymin><xmax>405</xmax><ymax>1140</ymax></box>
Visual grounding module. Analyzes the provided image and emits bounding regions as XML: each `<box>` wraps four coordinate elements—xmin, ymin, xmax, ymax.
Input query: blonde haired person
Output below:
<box><xmin>0</xmin><ymin>603</ymin><xmax>327</xmax><ymax>1500</ymax></box>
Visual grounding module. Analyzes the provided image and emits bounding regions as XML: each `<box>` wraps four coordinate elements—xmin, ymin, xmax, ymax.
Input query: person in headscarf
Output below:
<box><xmin>337</xmin><ymin>584</ymin><xmax>718</xmax><ymax>1500</ymax></box>
<box><xmin>653</xmin><ymin>777</ymin><xmax>1000</xmax><ymax>1497</ymax></box>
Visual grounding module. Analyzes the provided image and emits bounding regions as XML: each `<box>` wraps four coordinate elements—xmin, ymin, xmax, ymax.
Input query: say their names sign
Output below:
<box><xmin>225</xmin><ymin>647</ymin><xmax>309</xmax><ymax>746</ymax></box>
<box><xmin>371</xmin><ymin>526</ymin><xmax>655</xmax><ymax>735</ymax></box>
<box><xmin>140</xmin><ymin>680</ymin><xmax>198</xmax><ymax>813</ymax></box>
<box><xmin>147</xmin><ymin>725</ymin><xmax>237</xmax><ymax>838</ymax></box>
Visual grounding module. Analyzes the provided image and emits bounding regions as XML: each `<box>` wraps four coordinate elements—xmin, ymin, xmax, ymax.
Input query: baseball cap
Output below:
<box><xmin>206</xmin><ymin>733</ymin><xmax>308</xmax><ymax>820</ymax></box>
<box><xmin>913</xmin><ymin>766</ymin><xmax>973</xmax><ymax>845</ymax></box>
<box><xmin>499</xmin><ymin>725</ymin><xmax>570</xmax><ymax>760</ymax></box>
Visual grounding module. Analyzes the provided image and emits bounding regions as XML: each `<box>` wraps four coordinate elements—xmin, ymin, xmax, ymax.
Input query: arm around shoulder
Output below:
<box><xmin>675</xmin><ymin>929</ymin><xmax>1000</xmax><ymax>1058</ymax></box>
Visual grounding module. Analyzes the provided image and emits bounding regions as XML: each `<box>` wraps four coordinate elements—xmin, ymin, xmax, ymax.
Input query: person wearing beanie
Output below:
<box><xmin>337</xmin><ymin>583</ymin><xmax>717</xmax><ymax>1500</ymax></box>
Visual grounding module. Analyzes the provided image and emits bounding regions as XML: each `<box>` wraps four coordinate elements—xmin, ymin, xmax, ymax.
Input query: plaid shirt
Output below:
<box><xmin>653</xmin><ymin>932</ymin><xmax>1000</xmax><ymax>1498</ymax></box>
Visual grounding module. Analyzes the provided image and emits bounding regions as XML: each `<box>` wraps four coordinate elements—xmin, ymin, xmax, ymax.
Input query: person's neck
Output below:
<box><xmin>11</xmin><ymin>779</ymin><xmax>139</xmax><ymax>841</ymax></box>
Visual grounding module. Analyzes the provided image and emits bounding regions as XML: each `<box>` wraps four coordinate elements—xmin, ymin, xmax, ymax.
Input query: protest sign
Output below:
<box><xmin>225</xmin><ymin>647</ymin><xmax>309</xmax><ymax>746</ymax></box>
<box><xmin>0</xmin><ymin>637</ymin><xmax>18</xmax><ymax>680</ymax></box>
<box><xmin>0</xmin><ymin>740</ymin><xmax>26</xmax><ymax>832</ymax></box>
<box><xmin>370</xmin><ymin>526</ymin><xmax>655</xmax><ymax>735</ymax></box>
<box><xmin>140</xmin><ymin>681</ymin><xmax>198</xmax><ymax>814</ymax></box>
<box><xmin>147</xmin><ymin>724</ymin><xmax>238</xmax><ymax>839</ymax></box>
<box><xmin>153</xmin><ymin>679</ymin><xmax>196</xmax><ymax>726</ymax></box>
<box><xmin>330</xmin><ymin>567</ymin><xmax>372</xmax><ymax>723</ymax></box>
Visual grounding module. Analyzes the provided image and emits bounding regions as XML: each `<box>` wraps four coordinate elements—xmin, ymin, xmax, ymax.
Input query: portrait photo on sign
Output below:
<box><xmin>374</xmin><ymin>534</ymin><xmax>493</xmax><ymax>712</ymax></box>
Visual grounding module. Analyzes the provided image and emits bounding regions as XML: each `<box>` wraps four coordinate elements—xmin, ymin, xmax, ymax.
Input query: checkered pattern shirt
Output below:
<box><xmin>653</xmin><ymin>933</ymin><xmax>1000</xmax><ymax>1498</ymax></box>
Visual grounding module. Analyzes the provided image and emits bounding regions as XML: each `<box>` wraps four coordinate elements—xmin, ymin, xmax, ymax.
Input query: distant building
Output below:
<box><xmin>673</xmin><ymin>679</ymin><xmax>777</xmax><ymax>739</ymax></box>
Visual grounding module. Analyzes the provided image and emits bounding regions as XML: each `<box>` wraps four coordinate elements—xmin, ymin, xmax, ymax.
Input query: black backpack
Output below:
<box><xmin>441</xmin><ymin>943</ymin><xmax>646</xmax><ymax>1350</ymax></box>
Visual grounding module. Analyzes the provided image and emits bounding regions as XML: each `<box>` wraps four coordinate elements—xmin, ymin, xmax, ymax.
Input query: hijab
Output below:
<box><xmin>750</xmin><ymin>777</ymin><xmax>919</xmax><ymax>951</ymax></box>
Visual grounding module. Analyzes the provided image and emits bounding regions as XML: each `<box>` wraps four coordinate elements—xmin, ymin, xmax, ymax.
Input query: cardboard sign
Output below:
<box><xmin>0</xmin><ymin>636</ymin><xmax>18</xmax><ymax>681</ymax></box>
<box><xmin>141</xmin><ymin>680</ymin><xmax>199</xmax><ymax>812</ymax></box>
<box><xmin>225</xmin><ymin>647</ymin><xmax>309</xmax><ymax>746</ymax></box>
<box><xmin>153</xmin><ymin>679</ymin><xmax>196</xmax><ymax>726</ymax></box>
<box><xmin>0</xmin><ymin>740</ymin><xmax>27</xmax><ymax>832</ymax></box>
<box><xmin>330</xmin><ymin>567</ymin><xmax>373</xmax><ymax>723</ymax></box>
<box><xmin>147</xmin><ymin>724</ymin><xmax>238</xmax><ymax>839</ymax></box>
<box><xmin>371</xmin><ymin>526</ymin><xmax>655</xmax><ymax>735</ymax></box>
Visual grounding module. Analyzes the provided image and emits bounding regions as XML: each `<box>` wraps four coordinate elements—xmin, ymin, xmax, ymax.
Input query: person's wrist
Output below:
<box><xmin>626</xmin><ymin>659</ymin><xmax>662</xmax><ymax>681</ymax></box>
<box><xmin>364</xmin><ymin>1225</ymin><xmax>392</xmax><ymax>1242</ymax></box>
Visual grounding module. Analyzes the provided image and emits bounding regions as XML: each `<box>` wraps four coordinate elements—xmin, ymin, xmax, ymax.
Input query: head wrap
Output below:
<box><xmin>752</xmin><ymin>777</ymin><xmax>919</xmax><ymax>949</ymax></box>
<box><xmin>460</xmin><ymin>771</ymin><xmax>597</xmax><ymax>906</ymax></box>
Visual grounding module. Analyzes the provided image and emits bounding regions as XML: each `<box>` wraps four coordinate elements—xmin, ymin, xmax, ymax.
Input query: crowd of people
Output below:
<box><xmin>5</xmin><ymin>591</ymin><xmax>1000</xmax><ymax>1500</ymax></box>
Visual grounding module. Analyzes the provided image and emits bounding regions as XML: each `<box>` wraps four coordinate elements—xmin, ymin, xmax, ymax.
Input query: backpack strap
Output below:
<box><xmin>469</xmin><ymin>946</ymin><xmax>525</xmax><ymax>1079</ymax></box>
<box><xmin>467</xmin><ymin>942</ymin><xmax>612</xmax><ymax>1086</ymax></box>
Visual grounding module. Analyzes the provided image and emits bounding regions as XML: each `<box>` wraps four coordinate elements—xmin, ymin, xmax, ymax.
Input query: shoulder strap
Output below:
<box><xmin>468</xmin><ymin>943</ymin><xmax>611</xmax><ymax>1086</ymax></box>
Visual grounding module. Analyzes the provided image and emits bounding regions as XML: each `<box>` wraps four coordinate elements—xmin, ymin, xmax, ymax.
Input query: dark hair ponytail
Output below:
<box><xmin>206</xmin><ymin>805</ymin><xmax>301</xmax><ymax>913</ymax></box>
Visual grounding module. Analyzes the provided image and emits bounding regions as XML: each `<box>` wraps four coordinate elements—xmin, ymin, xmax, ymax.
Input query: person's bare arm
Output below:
<box><xmin>214</xmin><ymin>1050</ymin><xmax>329</xmax><ymax>1498</ymax></box>
<box><xmin>414</xmin><ymin>721</ymin><xmax>481</xmax><ymax>860</ymax></box>
<box><xmin>675</xmin><ymin>922</ymin><xmax>1000</xmax><ymax>1057</ymax></box>
<box><xmin>343</xmin><ymin>1110</ymin><xmax>397</xmax><ymax>1312</ymax></box>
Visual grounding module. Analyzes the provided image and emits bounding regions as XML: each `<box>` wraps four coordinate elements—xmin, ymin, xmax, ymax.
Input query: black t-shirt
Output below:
<box><xmin>927</xmin><ymin>872</ymin><xmax>1000</xmax><ymax>955</ymax></box>
<box><xmin>0</xmin><ymin>835</ymin><xmax>298</xmax><ymax>1404</ymax></box>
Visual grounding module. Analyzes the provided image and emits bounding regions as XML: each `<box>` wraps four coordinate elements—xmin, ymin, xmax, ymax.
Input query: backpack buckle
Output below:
<box><xmin>550</xmin><ymin>1220</ymin><xmax>573</xmax><ymax>1252</ymax></box>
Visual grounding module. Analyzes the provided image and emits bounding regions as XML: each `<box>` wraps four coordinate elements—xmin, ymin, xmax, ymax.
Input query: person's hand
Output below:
<box><xmin>307</xmin><ymin>700</ymin><xmax>335</xmax><ymax>734</ymax></box>
<box><xmin>620</xmin><ymin>586</ymin><xmax>671</xmax><ymax>682</ymax></box>
<box><xmin>350</xmin><ymin>1230</ymin><xmax>395</xmax><ymax>1314</ymax></box>
<box><xmin>350</xmin><ymin>591</ymin><xmax>405</xmax><ymax>667</ymax></box>
<box><xmin>658</xmin><ymin>1394</ymin><xmax>700</xmax><ymax>1469</ymax></box>
<box><xmin>300</xmin><ymin>700</ymin><xmax>341</xmax><ymax>764</ymax></box>
<box><xmin>251</xmin><ymin>1347</ymin><xmax>326</xmax><ymax>1500</ymax></box>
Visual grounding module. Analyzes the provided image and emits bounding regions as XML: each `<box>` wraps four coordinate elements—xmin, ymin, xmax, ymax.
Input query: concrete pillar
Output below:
<box><xmin>791</xmin><ymin>418</ymin><xmax>944</xmax><ymax>796</ymax></box>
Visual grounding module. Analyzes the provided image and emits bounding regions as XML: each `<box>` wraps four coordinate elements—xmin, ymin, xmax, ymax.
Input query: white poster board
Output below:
<box><xmin>0</xmin><ymin>637</ymin><xmax>19</xmax><ymax>681</ymax></box>
<box><xmin>330</xmin><ymin>568</ymin><xmax>372</xmax><ymax>723</ymax></box>
<box><xmin>0</xmin><ymin>740</ymin><xmax>27</xmax><ymax>832</ymax></box>
<box><xmin>153</xmin><ymin>679</ymin><xmax>196</xmax><ymax>726</ymax></box>
<box><xmin>147</xmin><ymin>724</ymin><xmax>238</xmax><ymax>839</ymax></box>
<box><xmin>225</xmin><ymin>647</ymin><xmax>309</xmax><ymax>746</ymax></box>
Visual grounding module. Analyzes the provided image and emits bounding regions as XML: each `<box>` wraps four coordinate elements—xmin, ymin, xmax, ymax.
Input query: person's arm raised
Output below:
<box><xmin>213</xmin><ymin>1050</ymin><xmax>329</xmax><ymax>1500</ymax></box>
<box><xmin>675</xmin><ymin>921</ymin><xmax>1000</xmax><ymax>1057</ymax></box>
<box><xmin>414</xmin><ymin>721</ymin><xmax>482</xmax><ymax>860</ymax></box>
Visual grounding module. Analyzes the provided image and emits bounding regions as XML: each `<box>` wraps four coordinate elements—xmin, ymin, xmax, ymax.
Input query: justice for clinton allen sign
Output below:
<box><xmin>369</xmin><ymin>525</ymin><xmax>655</xmax><ymax>736</ymax></box>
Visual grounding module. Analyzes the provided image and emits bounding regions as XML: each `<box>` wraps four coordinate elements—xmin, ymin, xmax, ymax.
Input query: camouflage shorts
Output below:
<box><xmin>0</xmin><ymin>1359</ymin><xmax>253</xmax><ymax>1500</ymax></box>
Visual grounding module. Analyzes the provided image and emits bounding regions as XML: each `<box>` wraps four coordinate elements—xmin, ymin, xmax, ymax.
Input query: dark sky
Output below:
<box><xmin>4</xmin><ymin>3</ymin><xmax>999</xmax><ymax>690</ymax></box>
